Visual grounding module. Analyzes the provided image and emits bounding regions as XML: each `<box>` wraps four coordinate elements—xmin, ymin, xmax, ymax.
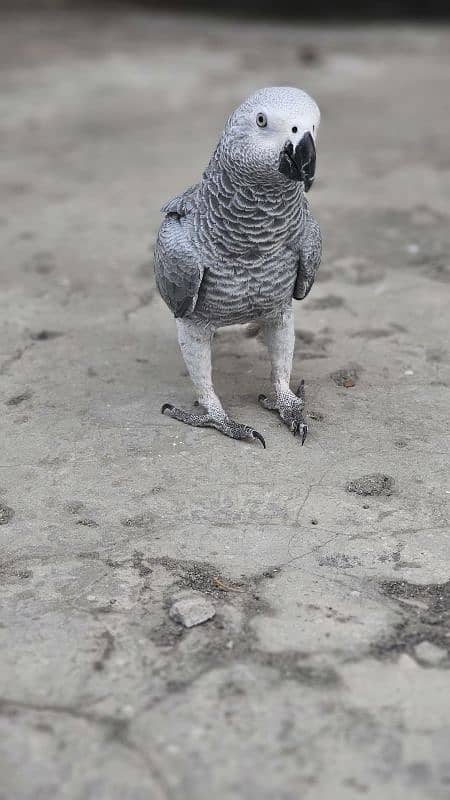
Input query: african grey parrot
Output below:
<box><xmin>155</xmin><ymin>86</ymin><xmax>321</xmax><ymax>447</ymax></box>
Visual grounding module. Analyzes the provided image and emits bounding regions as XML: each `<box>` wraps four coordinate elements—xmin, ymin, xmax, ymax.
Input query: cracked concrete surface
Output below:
<box><xmin>0</xmin><ymin>9</ymin><xmax>449</xmax><ymax>799</ymax></box>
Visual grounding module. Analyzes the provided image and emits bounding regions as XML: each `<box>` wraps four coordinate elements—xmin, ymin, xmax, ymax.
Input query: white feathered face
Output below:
<box><xmin>220</xmin><ymin>87</ymin><xmax>320</xmax><ymax>191</ymax></box>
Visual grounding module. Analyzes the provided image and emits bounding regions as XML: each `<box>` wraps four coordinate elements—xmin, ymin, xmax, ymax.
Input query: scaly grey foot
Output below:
<box><xmin>161</xmin><ymin>404</ymin><xmax>265</xmax><ymax>448</ymax></box>
<box><xmin>258</xmin><ymin>380</ymin><xmax>308</xmax><ymax>445</ymax></box>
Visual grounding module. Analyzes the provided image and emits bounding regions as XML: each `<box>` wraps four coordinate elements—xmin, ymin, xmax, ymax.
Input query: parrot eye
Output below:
<box><xmin>256</xmin><ymin>113</ymin><xmax>267</xmax><ymax>128</ymax></box>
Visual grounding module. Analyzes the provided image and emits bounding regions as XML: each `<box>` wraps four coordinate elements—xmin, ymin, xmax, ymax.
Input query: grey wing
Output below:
<box><xmin>154</xmin><ymin>189</ymin><xmax>203</xmax><ymax>318</ymax></box>
<box><xmin>293</xmin><ymin>213</ymin><xmax>322</xmax><ymax>301</ymax></box>
<box><xmin>160</xmin><ymin>185</ymin><xmax>198</xmax><ymax>216</ymax></box>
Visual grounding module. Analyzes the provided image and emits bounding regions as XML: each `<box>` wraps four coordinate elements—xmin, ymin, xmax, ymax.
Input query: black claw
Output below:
<box><xmin>161</xmin><ymin>403</ymin><xmax>174</xmax><ymax>415</ymax></box>
<box><xmin>252</xmin><ymin>431</ymin><xmax>266</xmax><ymax>449</ymax></box>
<box><xmin>292</xmin><ymin>419</ymin><xmax>307</xmax><ymax>445</ymax></box>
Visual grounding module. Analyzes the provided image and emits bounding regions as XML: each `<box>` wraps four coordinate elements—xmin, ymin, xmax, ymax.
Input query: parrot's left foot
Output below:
<box><xmin>258</xmin><ymin>380</ymin><xmax>308</xmax><ymax>444</ymax></box>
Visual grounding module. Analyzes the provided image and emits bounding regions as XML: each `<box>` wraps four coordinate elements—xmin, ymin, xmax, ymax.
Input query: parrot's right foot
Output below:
<box><xmin>161</xmin><ymin>404</ymin><xmax>265</xmax><ymax>448</ymax></box>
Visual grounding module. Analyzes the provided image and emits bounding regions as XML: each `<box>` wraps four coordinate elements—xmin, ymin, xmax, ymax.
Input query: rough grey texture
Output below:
<box><xmin>0</xmin><ymin>10</ymin><xmax>449</xmax><ymax>800</ymax></box>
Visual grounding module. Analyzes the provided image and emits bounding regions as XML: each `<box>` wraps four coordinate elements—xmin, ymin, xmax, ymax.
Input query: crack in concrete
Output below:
<box><xmin>0</xmin><ymin>696</ymin><xmax>119</xmax><ymax>726</ymax></box>
<box><xmin>0</xmin><ymin>696</ymin><xmax>172</xmax><ymax>800</ymax></box>
<box><xmin>0</xmin><ymin>343</ymin><xmax>34</xmax><ymax>375</ymax></box>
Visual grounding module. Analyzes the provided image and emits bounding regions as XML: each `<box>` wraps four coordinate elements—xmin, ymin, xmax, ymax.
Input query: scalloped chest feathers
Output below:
<box><xmin>190</xmin><ymin>179</ymin><xmax>305</xmax><ymax>325</ymax></box>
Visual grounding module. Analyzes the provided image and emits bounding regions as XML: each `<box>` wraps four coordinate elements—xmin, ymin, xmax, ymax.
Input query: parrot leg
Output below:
<box><xmin>161</xmin><ymin>318</ymin><xmax>265</xmax><ymax>448</ymax></box>
<box><xmin>258</xmin><ymin>308</ymin><xmax>308</xmax><ymax>444</ymax></box>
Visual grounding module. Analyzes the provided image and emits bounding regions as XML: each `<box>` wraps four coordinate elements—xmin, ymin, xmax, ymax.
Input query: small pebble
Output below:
<box><xmin>331</xmin><ymin>365</ymin><xmax>359</xmax><ymax>387</ymax></box>
<box><xmin>414</xmin><ymin>641</ymin><xmax>447</xmax><ymax>666</ymax></box>
<box><xmin>169</xmin><ymin>595</ymin><xmax>216</xmax><ymax>628</ymax></box>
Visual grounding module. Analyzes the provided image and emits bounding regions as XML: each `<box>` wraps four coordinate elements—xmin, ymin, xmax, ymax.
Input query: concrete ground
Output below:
<box><xmin>1</xmin><ymin>8</ymin><xmax>449</xmax><ymax>799</ymax></box>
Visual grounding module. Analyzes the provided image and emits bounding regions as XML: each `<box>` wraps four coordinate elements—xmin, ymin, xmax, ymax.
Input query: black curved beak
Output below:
<box><xmin>278</xmin><ymin>132</ymin><xmax>316</xmax><ymax>192</ymax></box>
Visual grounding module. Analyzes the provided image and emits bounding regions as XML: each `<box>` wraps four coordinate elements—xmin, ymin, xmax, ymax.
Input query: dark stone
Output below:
<box><xmin>0</xmin><ymin>505</ymin><xmax>15</xmax><ymax>525</ymax></box>
<box><xmin>346</xmin><ymin>474</ymin><xmax>395</xmax><ymax>496</ymax></box>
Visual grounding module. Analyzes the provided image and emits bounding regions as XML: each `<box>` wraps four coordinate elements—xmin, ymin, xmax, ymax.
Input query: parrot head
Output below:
<box><xmin>219</xmin><ymin>86</ymin><xmax>320</xmax><ymax>192</ymax></box>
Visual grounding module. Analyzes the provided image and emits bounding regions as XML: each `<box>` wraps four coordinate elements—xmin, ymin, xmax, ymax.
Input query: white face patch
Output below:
<box><xmin>253</xmin><ymin>103</ymin><xmax>319</xmax><ymax>142</ymax></box>
<box><xmin>223</xmin><ymin>87</ymin><xmax>320</xmax><ymax>183</ymax></box>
